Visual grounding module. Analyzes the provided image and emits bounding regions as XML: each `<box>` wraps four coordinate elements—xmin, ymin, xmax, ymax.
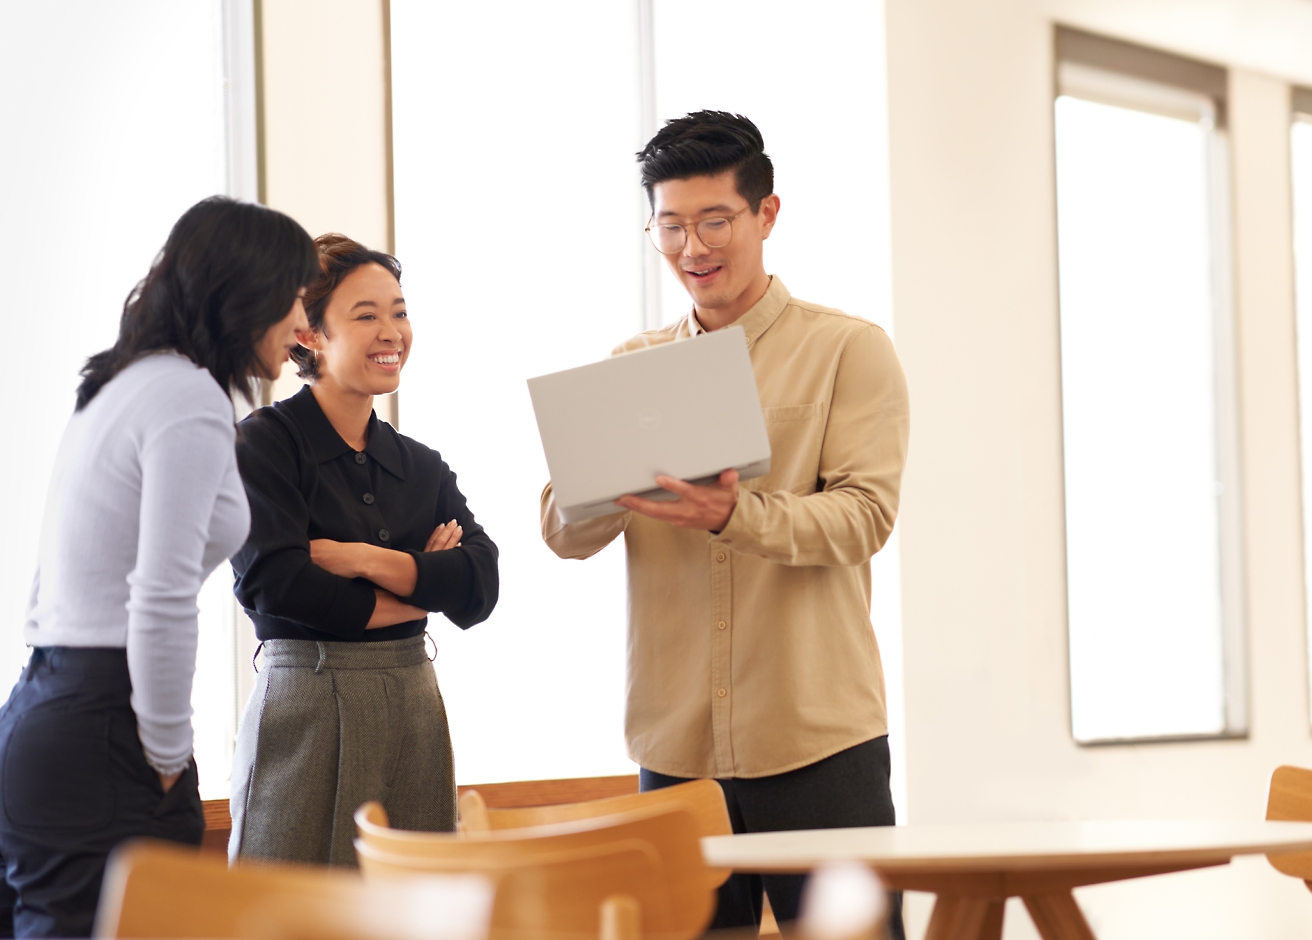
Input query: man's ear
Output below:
<box><xmin>759</xmin><ymin>194</ymin><xmax>781</xmax><ymax>240</ymax></box>
<box><xmin>295</xmin><ymin>329</ymin><xmax>319</xmax><ymax>350</ymax></box>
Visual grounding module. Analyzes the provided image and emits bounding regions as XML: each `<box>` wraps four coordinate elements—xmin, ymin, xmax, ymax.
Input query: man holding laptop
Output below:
<box><xmin>539</xmin><ymin>111</ymin><xmax>909</xmax><ymax>936</ymax></box>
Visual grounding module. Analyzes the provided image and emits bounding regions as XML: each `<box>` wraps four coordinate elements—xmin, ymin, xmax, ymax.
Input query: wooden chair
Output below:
<box><xmin>1266</xmin><ymin>764</ymin><xmax>1312</xmax><ymax>891</ymax></box>
<box><xmin>94</xmin><ymin>839</ymin><xmax>494</xmax><ymax>940</ymax></box>
<box><xmin>458</xmin><ymin>778</ymin><xmax>732</xmax><ymax>887</ymax></box>
<box><xmin>355</xmin><ymin>802</ymin><xmax>716</xmax><ymax>940</ymax></box>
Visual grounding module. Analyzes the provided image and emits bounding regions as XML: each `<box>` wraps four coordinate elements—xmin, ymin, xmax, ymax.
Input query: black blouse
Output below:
<box><xmin>231</xmin><ymin>385</ymin><xmax>499</xmax><ymax>642</ymax></box>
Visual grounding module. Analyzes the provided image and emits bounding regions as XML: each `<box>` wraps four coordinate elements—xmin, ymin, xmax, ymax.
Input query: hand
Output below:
<box><xmin>310</xmin><ymin>538</ymin><xmax>372</xmax><ymax>579</ymax></box>
<box><xmin>616</xmin><ymin>469</ymin><xmax>740</xmax><ymax>531</ymax></box>
<box><xmin>425</xmin><ymin>519</ymin><xmax>463</xmax><ymax>551</ymax></box>
<box><xmin>158</xmin><ymin>769</ymin><xmax>183</xmax><ymax>793</ymax></box>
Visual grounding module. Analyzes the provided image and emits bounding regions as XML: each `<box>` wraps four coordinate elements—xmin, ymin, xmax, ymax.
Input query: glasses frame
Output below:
<box><xmin>644</xmin><ymin>204</ymin><xmax>757</xmax><ymax>255</ymax></box>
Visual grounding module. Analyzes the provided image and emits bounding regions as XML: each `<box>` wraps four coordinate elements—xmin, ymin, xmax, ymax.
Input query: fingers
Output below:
<box><xmin>425</xmin><ymin>520</ymin><xmax>464</xmax><ymax>552</ymax></box>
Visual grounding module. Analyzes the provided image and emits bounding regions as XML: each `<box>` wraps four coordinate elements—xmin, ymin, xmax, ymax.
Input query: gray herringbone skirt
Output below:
<box><xmin>228</xmin><ymin>636</ymin><xmax>456</xmax><ymax>867</ymax></box>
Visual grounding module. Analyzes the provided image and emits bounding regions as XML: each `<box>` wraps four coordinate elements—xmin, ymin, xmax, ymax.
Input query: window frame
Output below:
<box><xmin>1053</xmin><ymin>26</ymin><xmax>1248</xmax><ymax>745</ymax></box>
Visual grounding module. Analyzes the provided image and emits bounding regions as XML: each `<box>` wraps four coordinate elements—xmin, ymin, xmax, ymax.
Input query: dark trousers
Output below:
<box><xmin>641</xmin><ymin>736</ymin><xmax>905</xmax><ymax>940</ymax></box>
<box><xmin>0</xmin><ymin>648</ymin><xmax>204</xmax><ymax>938</ymax></box>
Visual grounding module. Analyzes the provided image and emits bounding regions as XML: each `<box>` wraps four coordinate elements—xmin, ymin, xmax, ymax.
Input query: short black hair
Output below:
<box><xmin>637</xmin><ymin>111</ymin><xmax>774</xmax><ymax>212</ymax></box>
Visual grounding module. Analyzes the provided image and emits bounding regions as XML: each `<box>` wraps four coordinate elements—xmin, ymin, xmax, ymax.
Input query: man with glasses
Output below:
<box><xmin>541</xmin><ymin>111</ymin><xmax>909</xmax><ymax>938</ymax></box>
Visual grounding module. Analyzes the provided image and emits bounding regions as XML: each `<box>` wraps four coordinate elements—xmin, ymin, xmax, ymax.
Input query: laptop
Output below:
<box><xmin>528</xmin><ymin>325</ymin><xmax>772</xmax><ymax>523</ymax></box>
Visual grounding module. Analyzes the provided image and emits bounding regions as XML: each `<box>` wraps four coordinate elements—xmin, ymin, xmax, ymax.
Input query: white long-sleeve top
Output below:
<box><xmin>24</xmin><ymin>352</ymin><xmax>250</xmax><ymax>774</ymax></box>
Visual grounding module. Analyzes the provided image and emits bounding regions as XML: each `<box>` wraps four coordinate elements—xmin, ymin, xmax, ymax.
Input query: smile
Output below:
<box><xmin>685</xmin><ymin>265</ymin><xmax>723</xmax><ymax>280</ymax></box>
<box><xmin>368</xmin><ymin>352</ymin><xmax>401</xmax><ymax>367</ymax></box>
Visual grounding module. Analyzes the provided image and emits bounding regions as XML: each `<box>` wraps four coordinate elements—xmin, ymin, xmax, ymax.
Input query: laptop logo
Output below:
<box><xmin>638</xmin><ymin>408</ymin><xmax>661</xmax><ymax>430</ymax></box>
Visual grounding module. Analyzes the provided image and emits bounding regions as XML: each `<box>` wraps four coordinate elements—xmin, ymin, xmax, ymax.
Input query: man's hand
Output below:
<box><xmin>617</xmin><ymin>469</ymin><xmax>739</xmax><ymax>531</ymax></box>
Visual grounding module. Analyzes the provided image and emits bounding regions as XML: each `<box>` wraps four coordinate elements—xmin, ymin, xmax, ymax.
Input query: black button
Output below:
<box><xmin>363</xmin><ymin>493</ymin><xmax>375</xmax><ymax>505</ymax></box>
<box><xmin>354</xmin><ymin>452</ymin><xmax>367</xmax><ymax>465</ymax></box>
<box><xmin>378</xmin><ymin>529</ymin><xmax>390</xmax><ymax>542</ymax></box>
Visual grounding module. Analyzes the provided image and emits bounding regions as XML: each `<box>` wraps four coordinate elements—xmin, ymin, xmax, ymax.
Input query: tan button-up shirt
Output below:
<box><xmin>540</xmin><ymin>277</ymin><xmax>909</xmax><ymax>778</ymax></box>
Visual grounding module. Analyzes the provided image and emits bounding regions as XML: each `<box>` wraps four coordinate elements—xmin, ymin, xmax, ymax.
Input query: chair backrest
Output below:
<box><xmin>357</xmin><ymin>839</ymin><xmax>671</xmax><ymax>938</ymax></box>
<box><xmin>94</xmin><ymin>839</ymin><xmax>494</xmax><ymax>940</ymax></box>
<box><xmin>1266</xmin><ymin>765</ymin><xmax>1312</xmax><ymax>887</ymax></box>
<box><xmin>355</xmin><ymin>802</ymin><xmax>716</xmax><ymax>940</ymax></box>
<box><xmin>457</xmin><ymin>778</ymin><xmax>731</xmax><ymax>886</ymax></box>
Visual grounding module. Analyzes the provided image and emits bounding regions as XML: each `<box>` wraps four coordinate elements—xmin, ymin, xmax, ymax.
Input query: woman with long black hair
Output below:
<box><xmin>0</xmin><ymin>196</ymin><xmax>318</xmax><ymax>938</ymax></box>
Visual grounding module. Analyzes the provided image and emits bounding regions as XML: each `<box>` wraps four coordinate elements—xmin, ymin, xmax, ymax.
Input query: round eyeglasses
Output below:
<box><xmin>645</xmin><ymin>205</ymin><xmax>756</xmax><ymax>255</ymax></box>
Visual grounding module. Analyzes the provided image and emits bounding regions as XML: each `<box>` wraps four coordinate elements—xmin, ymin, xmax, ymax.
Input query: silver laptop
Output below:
<box><xmin>528</xmin><ymin>325</ymin><xmax>772</xmax><ymax>523</ymax></box>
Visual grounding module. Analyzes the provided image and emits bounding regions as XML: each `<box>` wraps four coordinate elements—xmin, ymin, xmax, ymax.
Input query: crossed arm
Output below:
<box><xmin>310</xmin><ymin>520</ymin><xmax>463</xmax><ymax>628</ymax></box>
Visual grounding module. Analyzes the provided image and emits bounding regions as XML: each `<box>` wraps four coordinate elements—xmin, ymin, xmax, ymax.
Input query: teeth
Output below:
<box><xmin>370</xmin><ymin>354</ymin><xmax>400</xmax><ymax>365</ymax></box>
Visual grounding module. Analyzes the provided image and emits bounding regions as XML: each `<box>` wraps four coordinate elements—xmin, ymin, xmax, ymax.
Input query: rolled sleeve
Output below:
<box><xmin>231</xmin><ymin>417</ymin><xmax>377</xmax><ymax>639</ymax></box>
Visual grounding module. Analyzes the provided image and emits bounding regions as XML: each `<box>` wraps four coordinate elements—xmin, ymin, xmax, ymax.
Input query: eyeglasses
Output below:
<box><xmin>645</xmin><ymin>205</ymin><xmax>756</xmax><ymax>255</ymax></box>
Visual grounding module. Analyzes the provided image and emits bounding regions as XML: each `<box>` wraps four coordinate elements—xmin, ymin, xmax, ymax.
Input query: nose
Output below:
<box><xmin>682</xmin><ymin>226</ymin><xmax>711</xmax><ymax>260</ymax></box>
<box><xmin>377</xmin><ymin>314</ymin><xmax>402</xmax><ymax>343</ymax></box>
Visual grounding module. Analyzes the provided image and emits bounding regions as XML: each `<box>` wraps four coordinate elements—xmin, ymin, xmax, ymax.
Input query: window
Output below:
<box><xmin>389</xmin><ymin>0</ymin><xmax>901</xmax><ymax>792</ymax></box>
<box><xmin>1054</xmin><ymin>29</ymin><xmax>1245</xmax><ymax>743</ymax></box>
<box><xmin>1292</xmin><ymin>87</ymin><xmax>1312</xmax><ymax>728</ymax></box>
<box><xmin>0</xmin><ymin>0</ymin><xmax>252</xmax><ymax>797</ymax></box>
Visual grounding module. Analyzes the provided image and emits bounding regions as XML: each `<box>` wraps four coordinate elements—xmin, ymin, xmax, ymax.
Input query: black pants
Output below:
<box><xmin>641</xmin><ymin>736</ymin><xmax>905</xmax><ymax>940</ymax></box>
<box><xmin>0</xmin><ymin>648</ymin><xmax>204</xmax><ymax>938</ymax></box>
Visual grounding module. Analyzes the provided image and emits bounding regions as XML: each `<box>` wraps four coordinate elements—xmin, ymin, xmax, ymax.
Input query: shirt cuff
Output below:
<box><xmin>310</xmin><ymin>573</ymin><xmax>377</xmax><ymax>639</ymax></box>
<box><xmin>403</xmin><ymin>548</ymin><xmax>474</xmax><ymax>614</ymax></box>
<box><xmin>711</xmin><ymin>487</ymin><xmax>758</xmax><ymax>548</ymax></box>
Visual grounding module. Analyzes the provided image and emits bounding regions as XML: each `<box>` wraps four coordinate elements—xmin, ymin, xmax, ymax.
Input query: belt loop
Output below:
<box><xmin>424</xmin><ymin>631</ymin><xmax>437</xmax><ymax>662</ymax></box>
<box><xmin>315</xmin><ymin>641</ymin><xmax>327</xmax><ymax>674</ymax></box>
<box><xmin>251</xmin><ymin>642</ymin><xmax>264</xmax><ymax>674</ymax></box>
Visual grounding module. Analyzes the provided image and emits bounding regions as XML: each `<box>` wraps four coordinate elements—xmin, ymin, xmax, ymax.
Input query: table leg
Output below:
<box><xmin>925</xmin><ymin>895</ymin><xmax>1004</xmax><ymax>940</ymax></box>
<box><xmin>1022</xmin><ymin>891</ymin><xmax>1096</xmax><ymax>940</ymax></box>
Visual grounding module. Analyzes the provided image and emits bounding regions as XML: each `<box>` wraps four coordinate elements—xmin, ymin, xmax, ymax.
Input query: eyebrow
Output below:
<box><xmin>348</xmin><ymin>297</ymin><xmax>406</xmax><ymax>311</ymax></box>
<box><xmin>656</xmin><ymin>204</ymin><xmax>735</xmax><ymax>219</ymax></box>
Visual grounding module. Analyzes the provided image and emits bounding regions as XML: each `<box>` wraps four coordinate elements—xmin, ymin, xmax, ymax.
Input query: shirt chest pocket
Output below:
<box><xmin>744</xmin><ymin>402</ymin><xmax>827</xmax><ymax>496</ymax></box>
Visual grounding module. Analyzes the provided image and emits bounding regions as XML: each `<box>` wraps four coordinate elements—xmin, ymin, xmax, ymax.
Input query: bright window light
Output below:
<box><xmin>0</xmin><ymin>1</ymin><xmax>236</xmax><ymax>796</ymax></box>
<box><xmin>389</xmin><ymin>0</ymin><xmax>639</xmax><ymax>784</ymax></box>
<box><xmin>1055</xmin><ymin>93</ymin><xmax>1234</xmax><ymax>742</ymax></box>
<box><xmin>390</xmin><ymin>0</ymin><xmax>899</xmax><ymax>790</ymax></box>
<box><xmin>1292</xmin><ymin>115</ymin><xmax>1312</xmax><ymax>727</ymax></box>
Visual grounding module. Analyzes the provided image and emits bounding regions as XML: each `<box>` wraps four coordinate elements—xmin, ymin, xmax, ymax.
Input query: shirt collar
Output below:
<box><xmin>683</xmin><ymin>275</ymin><xmax>790</xmax><ymax>346</ymax></box>
<box><xmin>283</xmin><ymin>385</ymin><xmax>406</xmax><ymax>480</ymax></box>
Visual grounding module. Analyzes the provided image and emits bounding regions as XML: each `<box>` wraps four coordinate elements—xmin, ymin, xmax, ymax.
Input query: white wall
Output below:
<box><xmin>0</xmin><ymin>2</ymin><xmax>228</xmax><ymax>689</ymax></box>
<box><xmin>887</xmin><ymin>0</ymin><xmax>1312</xmax><ymax>935</ymax></box>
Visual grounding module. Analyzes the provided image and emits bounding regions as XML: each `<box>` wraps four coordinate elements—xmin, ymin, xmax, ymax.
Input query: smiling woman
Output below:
<box><xmin>226</xmin><ymin>234</ymin><xmax>500</xmax><ymax>867</ymax></box>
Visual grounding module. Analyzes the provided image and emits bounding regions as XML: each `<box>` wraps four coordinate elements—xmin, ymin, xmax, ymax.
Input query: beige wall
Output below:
<box><xmin>256</xmin><ymin>0</ymin><xmax>397</xmax><ymax>414</ymax></box>
<box><xmin>887</xmin><ymin>0</ymin><xmax>1312</xmax><ymax>935</ymax></box>
<box><xmin>259</xmin><ymin>0</ymin><xmax>391</xmax><ymax>250</ymax></box>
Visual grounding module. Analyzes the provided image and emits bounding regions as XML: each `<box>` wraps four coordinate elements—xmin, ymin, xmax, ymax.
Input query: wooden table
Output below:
<box><xmin>701</xmin><ymin>820</ymin><xmax>1312</xmax><ymax>940</ymax></box>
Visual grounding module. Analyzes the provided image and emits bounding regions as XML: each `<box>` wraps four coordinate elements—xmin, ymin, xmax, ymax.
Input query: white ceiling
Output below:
<box><xmin>1039</xmin><ymin>0</ymin><xmax>1312</xmax><ymax>88</ymax></box>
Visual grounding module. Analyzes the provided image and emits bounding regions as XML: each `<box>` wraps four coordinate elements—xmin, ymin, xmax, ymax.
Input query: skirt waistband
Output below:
<box><xmin>259</xmin><ymin>636</ymin><xmax>431</xmax><ymax>671</ymax></box>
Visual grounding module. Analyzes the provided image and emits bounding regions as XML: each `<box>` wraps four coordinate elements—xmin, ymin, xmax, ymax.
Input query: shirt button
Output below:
<box><xmin>363</xmin><ymin>493</ymin><xmax>375</xmax><ymax>505</ymax></box>
<box><xmin>354</xmin><ymin>452</ymin><xmax>367</xmax><ymax>465</ymax></box>
<box><xmin>379</xmin><ymin>529</ymin><xmax>390</xmax><ymax>542</ymax></box>
<box><xmin>716</xmin><ymin>552</ymin><xmax>726</xmax><ymax>562</ymax></box>
<box><xmin>717</xmin><ymin>621</ymin><xmax>726</xmax><ymax>630</ymax></box>
<box><xmin>717</xmin><ymin>688</ymin><xmax>727</xmax><ymax>698</ymax></box>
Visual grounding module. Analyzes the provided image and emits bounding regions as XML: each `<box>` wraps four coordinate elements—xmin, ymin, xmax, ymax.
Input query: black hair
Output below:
<box><xmin>290</xmin><ymin>234</ymin><xmax>403</xmax><ymax>380</ymax></box>
<box><xmin>76</xmin><ymin>196</ymin><xmax>318</xmax><ymax>410</ymax></box>
<box><xmin>636</xmin><ymin>110</ymin><xmax>774</xmax><ymax>211</ymax></box>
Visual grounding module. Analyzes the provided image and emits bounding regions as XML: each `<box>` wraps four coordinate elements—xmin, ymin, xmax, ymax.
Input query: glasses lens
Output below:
<box><xmin>649</xmin><ymin>224</ymin><xmax>686</xmax><ymax>254</ymax></box>
<box><xmin>697</xmin><ymin>218</ymin><xmax>733</xmax><ymax>249</ymax></box>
